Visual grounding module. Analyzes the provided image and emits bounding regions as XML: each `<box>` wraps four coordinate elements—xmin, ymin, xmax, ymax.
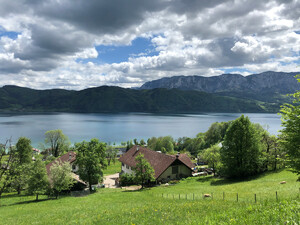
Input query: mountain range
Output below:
<box><xmin>140</xmin><ymin>71</ymin><xmax>300</xmax><ymax>103</ymax></box>
<box><xmin>0</xmin><ymin>71</ymin><xmax>298</xmax><ymax>113</ymax></box>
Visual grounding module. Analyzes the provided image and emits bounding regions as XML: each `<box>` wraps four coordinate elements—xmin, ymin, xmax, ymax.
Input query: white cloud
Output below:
<box><xmin>0</xmin><ymin>0</ymin><xmax>299</xmax><ymax>89</ymax></box>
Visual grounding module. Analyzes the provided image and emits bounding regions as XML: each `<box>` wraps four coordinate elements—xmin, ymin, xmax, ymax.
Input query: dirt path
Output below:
<box><xmin>103</xmin><ymin>173</ymin><xmax>119</xmax><ymax>188</ymax></box>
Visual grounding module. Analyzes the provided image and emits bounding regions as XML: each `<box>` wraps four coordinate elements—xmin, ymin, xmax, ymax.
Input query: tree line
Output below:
<box><xmin>1</xmin><ymin>76</ymin><xmax>299</xmax><ymax>200</ymax></box>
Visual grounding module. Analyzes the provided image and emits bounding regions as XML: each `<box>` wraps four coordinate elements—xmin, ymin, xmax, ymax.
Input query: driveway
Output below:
<box><xmin>103</xmin><ymin>173</ymin><xmax>119</xmax><ymax>188</ymax></box>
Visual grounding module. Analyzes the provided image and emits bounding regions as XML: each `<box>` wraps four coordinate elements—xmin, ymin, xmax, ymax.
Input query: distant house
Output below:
<box><xmin>119</xmin><ymin>146</ymin><xmax>194</xmax><ymax>183</ymax></box>
<box><xmin>46</xmin><ymin>151</ymin><xmax>86</xmax><ymax>190</ymax></box>
<box><xmin>32</xmin><ymin>148</ymin><xmax>40</xmax><ymax>155</ymax></box>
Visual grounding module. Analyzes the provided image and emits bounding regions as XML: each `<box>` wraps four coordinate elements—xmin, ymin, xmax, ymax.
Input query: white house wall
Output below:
<box><xmin>121</xmin><ymin>164</ymin><xmax>135</xmax><ymax>175</ymax></box>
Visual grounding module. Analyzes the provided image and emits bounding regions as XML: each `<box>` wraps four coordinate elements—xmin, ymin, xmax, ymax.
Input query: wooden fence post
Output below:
<box><xmin>211</xmin><ymin>193</ymin><xmax>213</xmax><ymax>200</ymax></box>
<box><xmin>276</xmin><ymin>191</ymin><xmax>278</xmax><ymax>201</ymax></box>
<box><xmin>186</xmin><ymin>194</ymin><xmax>187</xmax><ymax>200</ymax></box>
<box><xmin>237</xmin><ymin>193</ymin><xmax>238</xmax><ymax>202</ymax></box>
<box><xmin>193</xmin><ymin>193</ymin><xmax>194</xmax><ymax>200</ymax></box>
<box><xmin>179</xmin><ymin>194</ymin><xmax>180</xmax><ymax>200</ymax></box>
<box><xmin>255</xmin><ymin>194</ymin><xmax>256</xmax><ymax>203</ymax></box>
<box><xmin>223</xmin><ymin>192</ymin><xmax>225</xmax><ymax>200</ymax></box>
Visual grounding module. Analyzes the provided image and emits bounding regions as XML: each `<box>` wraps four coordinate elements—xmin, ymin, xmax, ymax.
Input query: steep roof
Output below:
<box><xmin>46</xmin><ymin>151</ymin><xmax>76</xmax><ymax>175</ymax></box>
<box><xmin>119</xmin><ymin>146</ymin><xmax>193</xmax><ymax>179</ymax></box>
<box><xmin>45</xmin><ymin>151</ymin><xmax>87</xmax><ymax>185</ymax></box>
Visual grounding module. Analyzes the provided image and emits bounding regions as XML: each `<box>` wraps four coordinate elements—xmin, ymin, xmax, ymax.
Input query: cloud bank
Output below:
<box><xmin>0</xmin><ymin>0</ymin><xmax>299</xmax><ymax>89</ymax></box>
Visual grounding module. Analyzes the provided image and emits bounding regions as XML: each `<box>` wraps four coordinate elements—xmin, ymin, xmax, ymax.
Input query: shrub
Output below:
<box><xmin>119</xmin><ymin>173</ymin><xmax>135</xmax><ymax>186</ymax></box>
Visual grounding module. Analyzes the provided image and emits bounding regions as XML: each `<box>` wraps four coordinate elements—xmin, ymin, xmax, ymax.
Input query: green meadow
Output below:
<box><xmin>0</xmin><ymin>169</ymin><xmax>299</xmax><ymax>225</ymax></box>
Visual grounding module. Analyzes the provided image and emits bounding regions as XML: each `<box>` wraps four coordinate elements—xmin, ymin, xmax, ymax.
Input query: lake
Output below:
<box><xmin>0</xmin><ymin>113</ymin><xmax>282</xmax><ymax>147</ymax></box>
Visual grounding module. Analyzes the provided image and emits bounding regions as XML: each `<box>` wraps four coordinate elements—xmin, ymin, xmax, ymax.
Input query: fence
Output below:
<box><xmin>152</xmin><ymin>189</ymin><xmax>300</xmax><ymax>203</ymax></box>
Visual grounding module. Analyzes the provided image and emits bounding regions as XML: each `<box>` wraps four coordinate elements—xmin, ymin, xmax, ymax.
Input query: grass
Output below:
<box><xmin>103</xmin><ymin>160</ymin><xmax>121</xmax><ymax>175</ymax></box>
<box><xmin>0</xmin><ymin>170</ymin><xmax>299</xmax><ymax>224</ymax></box>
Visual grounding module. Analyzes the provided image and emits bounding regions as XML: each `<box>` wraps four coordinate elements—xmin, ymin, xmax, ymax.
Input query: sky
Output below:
<box><xmin>0</xmin><ymin>0</ymin><xmax>300</xmax><ymax>90</ymax></box>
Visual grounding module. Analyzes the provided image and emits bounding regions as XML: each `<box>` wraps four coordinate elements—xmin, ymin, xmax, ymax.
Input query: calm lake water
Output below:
<box><xmin>0</xmin><ymin>113</ymin><xmax>282</xmax><ymax>147</ymax></box>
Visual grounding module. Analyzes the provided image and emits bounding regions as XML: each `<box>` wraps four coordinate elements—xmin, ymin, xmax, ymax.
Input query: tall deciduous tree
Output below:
<box><xmin>16</xmin><ymin>137</ymin><xmax>32</xmax><ymax>164</ymax></box>
<box><xmin>0</xmin><ymin>139</ymin><xmax>17</xmax><ymax>199</ymax></box>
<box><xmin>106</xmin><ymin>146</ymin><xmax>118</xmax><ymax>166</ymax></box>
<box><xmin>280</xmin><ymin>75</ymin><xmax>300</xmax><ymax>178</ymax></box>
<box><xmin>133</xmin><ymin>153</ymin><xmax>155</xmax><ymax>188</ymax></box>
<box><xmin>75</xmin><ymin>139</ymin><xmax>107</xmax><ymax>192</ymax></box>
<box><xmin>49</xmin><ymin>161</ymin><xmax>75</xmax><ymax>198</ymax></box>
<box><xmin>14</xmin><ymin>137</ymin><xmax>33</xmax><ymax>194</ymax></box>
<box><xmin>45</xmin><ymin>129</ymin><xmax>70</xmax><ymax>157</ymax></box>
<box><xmin>200</xmin><ymin>144</ymin><xmax>221</xmax><ymax>176</ymax></box>
<box><xmin>220</xmin><ymin>115</ymin><xmax>262</xmax><ymax>178</ymax></box>
<box><xmin>27</xmin><ymin>159</ymin><xmax>49</xmax><ymax>201</ymax></box>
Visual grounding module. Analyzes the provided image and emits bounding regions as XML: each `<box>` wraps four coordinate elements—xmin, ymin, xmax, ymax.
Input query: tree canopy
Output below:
<box><xmin>45</xmin><ymin>129</ymin><xmax>70</xmax><ymax>157</ymax></box>
<box><xmin>49</xmin><ymin>161</ymin><xmax>75</xmax><ymax>198</ymax></box>
<box><xmin>75</xmin><ymin>138</ymin><xmax>107</xmax><ymax>192</ymax></box>
<box><xmin>27</xmin><ymin>159</ymin><xmax>49</xmax><ymax>201</ymax></box>
<box><xmin>200</xmin><ymin>144</ymin><xmax>221</xmax><ymax>176</ymax></box>
<box><xmin>133</xmin><ymin>153</ymin><xmax>155</xmax><ymax>188</ymax></box>
<box><xmin>280</xmin><ymin>75</ymin><xmax>300</xmax><ymax>177</ymax></box>
<box><xmin>220</xmin><ymin>115</ymin><xmax>262</xmax><ymax>178</ymax></box>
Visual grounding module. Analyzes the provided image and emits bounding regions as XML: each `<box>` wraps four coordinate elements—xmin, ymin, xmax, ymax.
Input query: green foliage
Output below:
<box><xmin>147</xmin><ymin>136</ymin><xmax>174</xmax><ymax>153</ymax></box>
<box><xmin>103</xmin><ymin>160</ymin><xmax>121</xmax><ymax>176</ymax></box>
<box><xmin>221</xmin><ymin>115</ymin><xmax>263</xmax><ymax>178</ymax></box>
<box><xmin>119</xmin><ymin>173</ymin><xmax>135</xmax><ymax>186</ymax></box>
<box><xmin>75</xmin><ymin>138</ymin><xmax>107</xmax><ymax>191</ymax></box>
<box><xmin>13</xmin><ymin>137</ymin><xmax>33</xmax><ymax>194</ymax></box>
<box><xmin>200</xmin><ymin>144</ymin><xmax>221</xmax><ymax>176</ymax></box>
<box><xmin>0</xmin><ymin>170</ymin><xmax>299</xmax><ymax>224</ymax></box>
<box><xmin>49</xmin><ymin>161</ymin><xmax>75</xmax><ymax>198</ymax></box>
<box><xmin>0</xmin><ymin>140</ymin><xmax>17</xmax><ymax>198</ymax></box>
<box><xmin>27</xmin><ymin>159</ymin><xmax>49</xmax><ymax>201</ymax></box>
<box><xmin>280</xmin><ymin>75</ymin><xmax>300</xmax><ymax>176</ymax></box>
<box><xmin>133</xmin><ymin>153</ymin><xmax>155</xmax><ymax>188</ymax></box>
<box><xmin>204</xmin><ymin>121</ymin><xmax>231</xmax><ymax>148</ymax></box>
<box><xmin>45</xmin><ymin>129</ymin><xmax>70</xmax><ymax>157</ymax></box>
<box><xmin>126</xmin><ymin>140</ymin><xmax>134</xmax><ymax>151</ymax></box>
<box><xmin>0</xmin><ymin>85</ymin><xmax>279</xmax><ymax>113</ymax></box>
<box><xmin>16</xmin><ymin>137</ymin><xmax>32</xmax><ymax>164</ymax></box>
<box><xmin>106</xmin><ymin>146</ymin><xmax>118</xmax><ymax>166</ymax></box>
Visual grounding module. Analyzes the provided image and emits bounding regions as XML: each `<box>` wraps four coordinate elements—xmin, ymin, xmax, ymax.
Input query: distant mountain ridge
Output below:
<box><xmin>0</xmin><ymin>85</ymin><xmax>278</xmax><ymax>113</ymax></box>
<box><xmin>140</xmin><ymin>71</ymin><xmax>300</xmax><ymax>94</ymax></box>
<box><xmin>0</xmin><ymin>71</ymin><xmax>298</xmax><ymax>113</ymax></box>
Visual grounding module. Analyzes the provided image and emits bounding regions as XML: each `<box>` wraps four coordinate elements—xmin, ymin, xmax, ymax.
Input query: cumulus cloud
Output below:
<box><xmin>0</xmin><ymin>0</ymin><xmax>299</xmax><ymax>89</ymax></box>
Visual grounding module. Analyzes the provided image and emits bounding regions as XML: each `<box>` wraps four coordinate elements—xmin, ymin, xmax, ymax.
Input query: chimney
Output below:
<box><xmin>69</xmin><ymin>152</ymin><xmax>72</xmax><ymax>160</ymax></box>
<box><xmin>176</xmin><ymin>152</ymin><xmax>180</xmax><ymax>159</ymax></box>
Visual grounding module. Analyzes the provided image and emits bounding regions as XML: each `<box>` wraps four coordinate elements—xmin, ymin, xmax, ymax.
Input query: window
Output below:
<box><xmin>122</xmin><ymin>163</ymin><xmax>124</xmax><ymax>167</ymax></box>
<box><xmin>172</xmin><ymin>166</ymin><xmax>178</xmax><ymax>174</ymax></box>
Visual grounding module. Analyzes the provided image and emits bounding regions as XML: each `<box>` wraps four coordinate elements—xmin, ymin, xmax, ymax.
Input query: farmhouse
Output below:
<box><xmin>119</xmin><ymin>145</ymin><xmax>194</xmax><ymax>183</ymax></box>
<box><xmin>46</xmin><ymin>151</ymin><xmax>87</xmax><ymax>190</ymax></box>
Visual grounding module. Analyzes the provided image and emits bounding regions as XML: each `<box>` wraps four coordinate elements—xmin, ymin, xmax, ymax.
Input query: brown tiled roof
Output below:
<box><xmin>119</xmin><ymin>146</ymin><xmax>193</xmax><ymax>179</ymax></box>
<box><xmin>46</xmin><ymin>151</ymin><xmax>86</xmax><ymax>185</ymax></box>
<box><xmin>46</xmin><ymin>151</ymin><xmax>76</xmax><ymax>175</ymax></box>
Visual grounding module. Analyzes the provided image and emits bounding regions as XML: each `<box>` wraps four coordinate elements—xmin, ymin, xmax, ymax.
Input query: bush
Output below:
<box><xmin>119</xmin><ymin>173</ymin><xmax>135</xmax><ymax>186</ymax></box>
<box><xmin>169</xmin><ymin>180</ymin><xmax>180</xmax><ymax>184</ymax></box>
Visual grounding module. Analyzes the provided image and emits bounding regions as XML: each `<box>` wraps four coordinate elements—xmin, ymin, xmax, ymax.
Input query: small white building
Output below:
<box><xmin>119</xmin><ymin>146</ymin><xmax>194</xmax><ymax>183</ymax></box>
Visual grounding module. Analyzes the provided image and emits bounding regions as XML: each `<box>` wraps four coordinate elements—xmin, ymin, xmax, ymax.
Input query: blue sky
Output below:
<box><xmin>77</xmin><ymin>37</ymin><xmax>159</xmax><ymax>64</ymax></box>
<box><xmin>0</xmin><ymin>0</ymin><xmax>299</xmax><ymax>89</ymax></box>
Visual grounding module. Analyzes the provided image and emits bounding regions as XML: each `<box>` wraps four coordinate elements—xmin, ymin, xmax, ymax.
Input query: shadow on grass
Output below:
<box><xmin>196</xmin><ymin>169</ymin><xmax>285</xmax><ymax>186</ymax></box>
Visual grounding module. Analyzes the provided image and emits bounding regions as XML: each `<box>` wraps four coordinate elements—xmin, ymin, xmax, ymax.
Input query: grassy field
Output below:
<box><xmin>103</xmin><ymin>160</ymin><xmax>121</xmax><ymax>175</ymax></box>
<box><xmin>0</xmin><ymin>170</ymin><xmax>299</xmax><ymax>224</ymax></box>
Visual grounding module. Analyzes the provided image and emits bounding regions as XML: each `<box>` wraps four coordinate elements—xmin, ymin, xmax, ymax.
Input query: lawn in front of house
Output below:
<box><xmin>0</xmin><ymin>170</ymin><xmax>299</xmax><ymax>225</ymax></box>
<box><xmin>103</xmin><ymin>159</ymin><xmax>121</xmax><ymax>175</ymax></box>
